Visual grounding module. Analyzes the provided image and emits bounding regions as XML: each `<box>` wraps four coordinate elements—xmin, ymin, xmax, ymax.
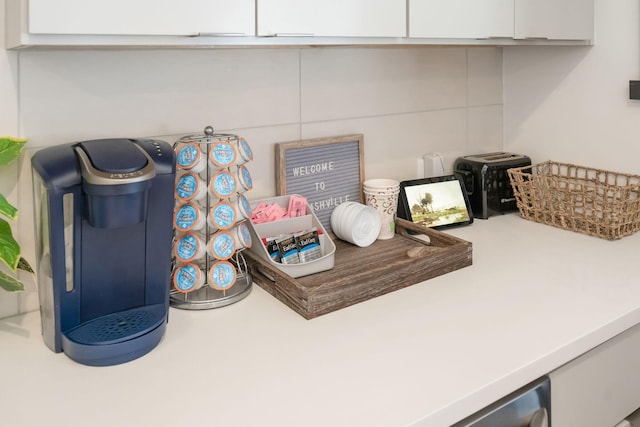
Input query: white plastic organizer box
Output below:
<box><xmin>246</xmin><ymin>195</ymin><xmax>336</xmax><ymax>278</ymax></box>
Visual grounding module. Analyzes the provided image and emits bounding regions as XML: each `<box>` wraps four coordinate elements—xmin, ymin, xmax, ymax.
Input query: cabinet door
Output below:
<box><xmin>257</xmin><ymin>0</ymin><xmax>406</xmax><ymax>37</ymax></box>
<box><xmin>28</xmin><ymin>0</ymin><xmax>255</xmax><ymax>36</ymax></box>
<box><xmin>549</xmin><ymin>323</ymin><xmax>640</xmax><ymax>426</ymax></box>
<box><xmin>409</xmin><ymin>0</ymin><xmax>514</xmax><ymax>39</ymax></box>
<box><xmin>515</xmin><ymin>0</ymin><xmax>594</xmax><ymax>41</ymax></box>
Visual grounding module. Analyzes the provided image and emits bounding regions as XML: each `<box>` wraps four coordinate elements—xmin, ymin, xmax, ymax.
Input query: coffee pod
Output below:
<box><xmin>237</xmin><ymin>165</ymin><xmax>253</xmax><ymax>192</ymax></box>
<box><xmin>231</xmin><ymin>222</ymin><xmax>252</xmax><ymax>249</ymax></box>
<box><xmin>175</xmin><ymin>142</ymin><xmax>206</xmax><ymax>173</ymax></box>
<box><xmin>172</xmin><ymin>263</ymin><xmax>205</xmax><ymax>293</ymax></box>
<box><xmin>208</xmin><ymin>260</ymin><xmax>237</xmax><ymax>291</ymax></box>
<box><xmin>208</xmin><ymin>141</ymin><xmax>238</xmax><ymax>168</ymax></box>
<box><xmin>175</xmin><ymin>172</ymin><xmax>207</xmax><ymax>203</ymax></box>
<box><xmin>208</xmin><ymin>230</ymin><xmax>237</xmax><ymax>261</ymax></box>
<box><xmin>209</xmin><ymin>170</ymin><xmax>237</xmax><ymax>199</ymax></box>
<box><xmin>174</xmin><ymin>203</ymin><xmax>206</xmax><ymax>232</ymax></box>
<box><xmin>236</xmin><ymin>137</ymin><xmax>254</xmax><ymax>164</ymax></box>
<box><xmin>208</xmin><ymin>200</ymin><xmax>238</xmax><ymax>230</ymax></box>
<box><xmin>233</xmin><ymin>193</ymin><xmax>252</xmax><ymax>220</ymax></box>
<box><xmin>173</xmin><ymin>232</ymin><xmax>206</xmax><ymax>263</ymax></box>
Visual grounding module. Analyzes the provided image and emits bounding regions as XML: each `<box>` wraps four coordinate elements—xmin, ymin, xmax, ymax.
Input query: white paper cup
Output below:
<box><xmin>363</xmin><ymin>178</ymin><xmax>400</xmax><ymax>195</ymax></box>
<box><xmin>363</xmin><ymin>181</ymin><xmax>400</xmax><ymax>240</ymax></box>
<box><xmin>349</xmin><ymin>205</ymin><xmax>381</xmax><ymax>247</ymax></box>
<box><xmin>330</xmin><ymin>202</ymin><xmax>380</xmax><ymax>247</ymax></box>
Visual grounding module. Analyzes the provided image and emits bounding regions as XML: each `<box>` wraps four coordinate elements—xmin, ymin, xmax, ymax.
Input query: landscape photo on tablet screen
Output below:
<box><xmin>404</xmin><ymin>180</ymin><xmax>471</xmax><ymax>228</ymax></box>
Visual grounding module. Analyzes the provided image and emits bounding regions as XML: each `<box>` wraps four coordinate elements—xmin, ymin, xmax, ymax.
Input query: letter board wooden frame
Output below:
<box><xmin>275</xmin><ymin>134</ymin><xmax>364</xmax><ymax>234</ymax></box>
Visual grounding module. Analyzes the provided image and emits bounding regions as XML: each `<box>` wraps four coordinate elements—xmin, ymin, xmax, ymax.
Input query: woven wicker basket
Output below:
<box><xmin>507</xmin><ymin>161</ymin><xmax>640</xmax><ymax>240</ymax></box>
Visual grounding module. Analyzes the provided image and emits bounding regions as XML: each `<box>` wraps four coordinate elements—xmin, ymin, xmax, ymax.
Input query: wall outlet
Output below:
<box><xmin>423</xmin><ymin>153</ymin><xmax>445</xmax><ymax>177</ymax></box>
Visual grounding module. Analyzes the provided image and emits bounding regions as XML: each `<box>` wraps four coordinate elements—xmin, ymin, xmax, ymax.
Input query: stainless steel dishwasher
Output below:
<box><xmin>452</xmin><ymin>376</ymin><xmax>551</xmax><ymax>427</ymax></box>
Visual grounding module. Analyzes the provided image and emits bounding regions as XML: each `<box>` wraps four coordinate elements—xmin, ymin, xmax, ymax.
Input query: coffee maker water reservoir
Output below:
<box><xmin>31</xmin><ymin>138</ymin><xmax>175</xmax><ymax>366</ymax></box>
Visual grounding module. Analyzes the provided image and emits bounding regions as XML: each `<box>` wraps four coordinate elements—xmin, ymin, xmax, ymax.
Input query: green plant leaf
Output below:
<box><xmin>0</xmin><ymin>218</ymin><xmax>20</xmax><ymax>271</ymax></box>
<box><xmin>0</xmin><ymin>193</ymin><xmax>18</xmax><ymax>221</ymax></box>
<box><xmin>17</xmin><ymin>257</ymin><xmax>34</xmax><ymax>274</ymax></box>
<box><xmin>0</xmin><ymin>136</ymin><xmax>27</xmax><ymax>166</ymax></box>
<box><xmin>0</xmin><ymin>270</ymin><xmax>24</xmax><ymax>292</ymax></box>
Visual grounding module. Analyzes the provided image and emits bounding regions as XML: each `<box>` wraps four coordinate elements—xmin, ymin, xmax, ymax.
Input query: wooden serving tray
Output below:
<box><xmin>244</xmin><ymin>218</ymin><xmax>472</xmax><ymax>319</ymax></box>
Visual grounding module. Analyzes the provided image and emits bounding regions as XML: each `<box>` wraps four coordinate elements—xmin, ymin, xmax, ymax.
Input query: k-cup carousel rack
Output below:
<box><xmin>169</xmin><ymin>126</ymin><xmax>254</xmax><ymax>310</ymax></box>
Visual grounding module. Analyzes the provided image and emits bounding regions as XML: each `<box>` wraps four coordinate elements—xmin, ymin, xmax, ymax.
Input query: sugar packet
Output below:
<box><xmin>287</xmin><ymin>195</ymin><xmax>307</xmax><ymax>218</ymax></box>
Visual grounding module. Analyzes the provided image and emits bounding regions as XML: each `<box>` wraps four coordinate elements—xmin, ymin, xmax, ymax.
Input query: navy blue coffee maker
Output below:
<box><xmin>31</xmin><ymin>138</ymin><xmax>175</xmax><ymax>366</ymax></box>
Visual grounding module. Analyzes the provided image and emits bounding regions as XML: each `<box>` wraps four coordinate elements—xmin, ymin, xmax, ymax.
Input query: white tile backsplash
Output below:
<box><xmin>467</xmin><ymin>47</ymin><xmax>503</xmax><ymax>107</ymax></box>
<box><xmin>2</xmin><ymin>44</ymin><xmax>503</xmax><ymax>319</ymax></box>
<box><xmin>19</xmin><ymin>49</ymin><xmax>301</xmax><ymax>146</ymax></box>
<box><xmin>467</xmin><ymin>105</ymin><xmax>504</xmax><ymax>155</ymax></box>
<box><xmin>302</xmin><ymin>108</ymin><xmax>468</xmax><ymax>179</ymax></box>
<box><xmin>301</xmin><ymin>47</ymin><xmax>468</xmax><ymax>122</ymax></box>
<box><xmin>0</xmin><ymin>7</ymin><xmax>17</xmax><ymax>133</ymax></box>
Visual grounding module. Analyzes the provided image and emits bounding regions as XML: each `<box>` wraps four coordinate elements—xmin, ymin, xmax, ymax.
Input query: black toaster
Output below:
<box><xmin>454</xmin><ymin>152</ymin><xmax>531</xmax><ymax>219</ymax></box>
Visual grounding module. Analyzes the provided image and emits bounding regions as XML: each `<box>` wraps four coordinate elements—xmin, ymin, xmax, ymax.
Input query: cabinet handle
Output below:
<box><xmin>521</xmin><ymin>37</ymin><xmax>550</xmax><ymax>40</ymax></box>
<box><xmin>479</xmin><ymin>36</ymin><xmax>514</xmax><ymax>41</ymax></box>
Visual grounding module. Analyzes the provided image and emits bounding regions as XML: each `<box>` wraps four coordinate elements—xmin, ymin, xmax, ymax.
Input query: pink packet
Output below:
<box><xmin>288</xmin><ymin>195</ymin><xmax>307</xmax><ymax>218</ymax></box>
<box><xmin>251</xmin><ymin>202</ymin><xmax>271</xmax><ymax>224</ymax></box>
<box><xmin>251</xmin><ymin>209</ymin><xmax>269</xmax><ymax>224</ymax></box>
<box><xmin>265</xmin><ymin>203</ymin><xmax>287</xmax><ymax>221</ymax></box>
<box><xmin>254</xmin><ymin>201</ymin><xmax>269</xmax><ymax>211</ymax></box>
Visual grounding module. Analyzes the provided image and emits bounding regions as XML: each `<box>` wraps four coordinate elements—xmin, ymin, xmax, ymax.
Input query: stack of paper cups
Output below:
<box><xmin>363</xmin><ymin>179</ymin><xmax>400</xmax><ymax>240</ymax></box>
<box><xmin>330</xmin><ymin>201</ymin><xmax>381</xmax><ymax>247</ymax></box>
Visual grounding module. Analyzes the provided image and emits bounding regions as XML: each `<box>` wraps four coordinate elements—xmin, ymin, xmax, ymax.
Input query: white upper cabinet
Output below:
<box><xmin>6</xmin><ymin>0</ymin><xmax>255</xmax><ymax>45</ymax></box>
<box><xmin>256</xmin><ymin>0</ymin><xmax>406</xmax><ymax>37</ymax></box>
<box><xmin>5</xmin><ymin>0</ymin><xmax>593</xmax><ymax>48</ymax></box>
<box><xmin>409</xmin><ymin>0</ymin><xmax>594</xmax><ymax>43</ymax></box>
<box><xmin>514</xmin><ymin>0</ymin><xmax>594</xmax><ymax>41</ymax></box>
<box><xmin>26</xmin><ymin>0</ymin><xmax>255</xmax><ymax>36</ymax></box>
<box><xmin>409</xmin><ymin>0</ymin><xmax>514</xmax><ymax>39</ymax></box>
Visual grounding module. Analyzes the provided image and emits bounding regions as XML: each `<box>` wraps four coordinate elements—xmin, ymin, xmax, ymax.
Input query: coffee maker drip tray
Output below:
<box><xmin>61</xmin><ymin>304</ymin><xmax>167</xmax><ymax>366</ymax></box>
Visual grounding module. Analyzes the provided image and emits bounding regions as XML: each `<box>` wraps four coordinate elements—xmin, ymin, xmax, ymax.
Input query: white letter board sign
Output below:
<box><xmin>276</xmin><ymin>134</ymin><xmax>364</xmax><ymax>234</ymax></box>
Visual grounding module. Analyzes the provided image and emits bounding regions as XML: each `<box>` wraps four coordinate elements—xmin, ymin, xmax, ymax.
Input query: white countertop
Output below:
<box><xmin>2</xmin><ymin>213</ymin><xmax>640</xmax><ymax>427</ymax></box>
